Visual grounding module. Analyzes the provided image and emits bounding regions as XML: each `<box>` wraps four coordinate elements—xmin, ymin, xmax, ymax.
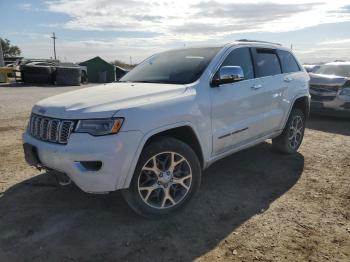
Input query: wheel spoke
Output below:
<box><xmin>169</xmin><ymin>152</ymin><xmax>186</xmax><ymax>173</ymax></box>
<box><xmin>139</xmin><ymin>183</ymin><xmax>158</xmax><ymax>201</ymax></box>
<box><xmin>173</xmin><ymin>174</ymin><xmax>191</xmax><ymax>190</ymax></box>
<box><xmin>161</xmin><ymin>188</ymin><xmax>176</xmax><ymax>207</ymax></box>
<box><xmin>143</xmin><ymin>156</ymin><xmax>161</xmax><ymax>175</ymax></box>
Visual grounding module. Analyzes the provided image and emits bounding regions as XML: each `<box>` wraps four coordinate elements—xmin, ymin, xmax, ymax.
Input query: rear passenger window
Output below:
<box><xmin>277</xmin><ymin>50</ymin><xmax>300</xmax><ymax>73</ymax></box>
<box><xmin>255</xmin><ymin>49</ymin><xmax>281</xmax><ymax>77</ymax></box>
<box><xmin>221</xmin><ymin>47</ymin><xmax>254</xmax><ymax>80</ymax></box>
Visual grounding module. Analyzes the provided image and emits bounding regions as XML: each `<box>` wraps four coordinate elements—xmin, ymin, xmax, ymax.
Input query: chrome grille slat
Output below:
<box><xmin>35</xmin><ymin>117</ymin><xmax>41</xmax><ymax>138</ymax></box>
<box><xmin>59</xmin><ymin>121</ymin><xmax>74</xmax><ymax>144</ymax></box>
<box><xmin>40</xmin><ymin>118</ymin><xmax>49</xmax><ymax>140</ymax></box>
<box><xmin>49</xmin><ymin>120</ymin><xmax>60</xmax><ymax>142</ymax></box>
<box><xmin>29</xmin><ymin>114</ymin><xmax>74</xmax><ymax>144</ymax></box>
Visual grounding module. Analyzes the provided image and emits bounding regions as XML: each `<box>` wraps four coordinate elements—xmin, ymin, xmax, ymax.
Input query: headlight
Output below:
<box><xmin>340</xmin><ymin>88</ymin><xmax>350</xmax><ymax>96</ymax></box>
<box><xmin>75</xmin><ymin>118</ymin><xmax>124</xmax><ymax>136</ymax></box>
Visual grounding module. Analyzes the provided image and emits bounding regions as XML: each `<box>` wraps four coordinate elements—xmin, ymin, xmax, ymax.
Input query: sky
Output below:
<box><xmin>1</xmin><ymin>0</ymin><xmax>350</xmax><ymax>64</ymax></box>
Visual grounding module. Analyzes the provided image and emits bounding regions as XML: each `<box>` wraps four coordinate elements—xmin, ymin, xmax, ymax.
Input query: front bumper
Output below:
<box><xmin>23</xmin><ymin>131</ymin><xmax>143</xmax><ymax>193</ymax></box>
<box><xmin>310</xmin><ymin>94</ymin><xmax>350</xmax><ymax>117</ymax></box>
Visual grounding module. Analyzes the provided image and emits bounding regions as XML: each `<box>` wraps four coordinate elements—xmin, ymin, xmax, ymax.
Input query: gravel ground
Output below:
<box><xmin>0</xmin><ymin>83</ymin><xmax>349</xmax><ymax>262</ymax></box>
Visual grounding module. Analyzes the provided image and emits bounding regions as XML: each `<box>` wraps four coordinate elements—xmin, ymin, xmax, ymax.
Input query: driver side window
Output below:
<box><xmin>221</xmin><ymin>47</ymin><xmax>254</xmax><ymax>80</ymax></box>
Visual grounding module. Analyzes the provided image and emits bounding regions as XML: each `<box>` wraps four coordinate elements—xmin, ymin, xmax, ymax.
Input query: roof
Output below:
<box><xmin>235</xmin><ymin>39</ymin><xmax>281</xmax><ymax>46</ymax></box>
<box><xmin>79</xmin><ymin>56</ymin><xmax>112</xmax><ymax>65</ymax></box>
<box><xmin>223</xmin><ymin>39</ymin><xmax>291</xmax><ymax>51</ymax></box>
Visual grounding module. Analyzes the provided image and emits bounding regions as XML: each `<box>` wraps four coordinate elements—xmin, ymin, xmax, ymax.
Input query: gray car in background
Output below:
<box><xmin>309</xmin><ymin>62</ymin><xmax>350</xmax><ymax>117</ymax></box>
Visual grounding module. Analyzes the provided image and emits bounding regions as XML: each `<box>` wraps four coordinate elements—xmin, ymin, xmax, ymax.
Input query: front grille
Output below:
<box><xmin>29</xmin><ymin>114</ymin><xmax>75</xmax><ymax>144</ymax></box>
<box><xmin>310</xmin><ymin>85</ymin><xmax>338</xmax><ymax>102</ymax></box>
<box><xmin>310</xmin><ymin>94</ymin><xmax>336</xmax><ymax>102</ymax></box>
<box><xmin>310</xmin><ymin>84</ymin><xmax>339</xmax><ymax>93</ymax></box>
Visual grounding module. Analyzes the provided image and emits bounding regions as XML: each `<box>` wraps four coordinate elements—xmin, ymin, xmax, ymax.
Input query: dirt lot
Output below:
<box><xmin>0</xmin><ymin>83</ymin><xmax>349</xmax><ymax>262</ymax></box>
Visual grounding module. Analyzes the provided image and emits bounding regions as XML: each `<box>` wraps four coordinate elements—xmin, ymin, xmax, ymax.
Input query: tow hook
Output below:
<box><xmin>52</xmin><ymin>171</ymin><xmax>72</xmax><ymax>186</ymax></box>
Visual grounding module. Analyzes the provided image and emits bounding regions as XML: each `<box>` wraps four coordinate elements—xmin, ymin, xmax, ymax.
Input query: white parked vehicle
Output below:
<box><xmin>23</xmin><ymin>40</ymin><xmax>310</xmax><ymax>217</ymax></box>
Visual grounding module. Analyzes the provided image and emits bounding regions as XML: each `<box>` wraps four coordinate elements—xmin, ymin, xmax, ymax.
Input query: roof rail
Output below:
<box><xmin>236</xmin><ymin>39</ymin><xmax>281</xmax><ymax>46</ymax></box>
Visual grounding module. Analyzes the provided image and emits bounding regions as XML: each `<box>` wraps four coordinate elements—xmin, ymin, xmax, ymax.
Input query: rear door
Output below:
<box><xmin>250</xmin><ymin>48</ymin><xmax>286</xmax><ymax>134</ymax></box>
<box><xmin>276</xmin><ymin>49</ymin><xmax>305</xmax><ymax>128</ymax></box>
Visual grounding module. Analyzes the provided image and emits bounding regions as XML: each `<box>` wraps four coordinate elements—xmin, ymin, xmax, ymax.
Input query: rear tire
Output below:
<box><xmin>122</xmin><ymin>137</ymin><xmax>201</xmax><ymax>218</ymax></box>
<box><xmin>272</xmin><ymin>108</ymin><xmax>305</xmax><ymax>154</ymax></box>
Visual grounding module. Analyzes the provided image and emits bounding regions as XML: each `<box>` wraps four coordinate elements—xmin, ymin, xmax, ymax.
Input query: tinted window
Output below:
<box><xmin>255</xmin><ymin>49</ymin><xmax>281</xmax><ymax>77</ymax></box>
<box><xmin>120</xmin><ymin>47</ymin><xmax>221</xmax><ymax>84</ymax></box>
<box><xmin>221</xmin><ymin>47</ymin><xmax>254</xmax><ymax>79</ymax></box>
<box><xmin>277</xmin><ymin>50</ymin><xmax>300</xmax><ymax>73</ymax></box>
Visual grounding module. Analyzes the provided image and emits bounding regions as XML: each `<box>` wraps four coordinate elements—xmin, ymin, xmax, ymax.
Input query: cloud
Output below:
<box><xmin>7</xmin><ymin>32</ymin><xmax>51</xmax><ymax>40</ymax></box>
<box><xmin>333</xmin><ymin>4</ymin><xmax>350</xmax><ymax>13</ymax></box>
<box><xmin>175</xmin><ymin>1</ymin><xmax>320</xmax><ymax>34</ymax></box>
<box><xmin>44</xmin><ymin>0</ymin><xmax>350</xmax><ymax>39</ymax></box>
<box><xmin>318</xmin><ymin>38</ymin><xmax>350</xmax><ymax>45</ymax></box>
<box><xmin>193</xmin><ymin>1</ymin><xmax>318</xmax><ymax>21</ymax></box>
<box><xmin>18</xmin><ymin>3</ymin><xmax>32</xmax><ymax>11</ymax></box>
<box><xmin>17</xmin><ymin>2</ymin><xmax>45</xmax><ymax>12</ymax></box>
<box><xmin>294</xmin><ymin>46</ymin><xmax>350</xmax><ymax>63</ymax></box>
<box><xmin>14</xmin><ymin>1</ymin><xmax>350</xmax><ymax>63</ymax></box>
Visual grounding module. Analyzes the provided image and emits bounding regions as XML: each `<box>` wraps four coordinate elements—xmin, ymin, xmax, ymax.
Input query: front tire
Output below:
<box><xmin>272</xmin><ymin>108</ymin><xmax>305</xmax><ymax>154</ymax></box>
<box><xmin>122</xmin><ymin>137</ymin><xmax>201</xmax><ymax>218</ymax></box>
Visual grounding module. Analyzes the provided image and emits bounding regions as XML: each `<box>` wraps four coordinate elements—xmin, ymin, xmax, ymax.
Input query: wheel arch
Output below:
<box><xmin>121</xmin><ymin>123</ymin><xmax>205</xmax><ymax>189</ymax></box>
<box><xmin>292</xmin><ymin>96</ymin><xmax>310</xmax><ymax>118</ymax></box>
<box><xmin>281</xmin><ymin>95</ymin><xmax>310</xmax><ymax>131</ymax></box>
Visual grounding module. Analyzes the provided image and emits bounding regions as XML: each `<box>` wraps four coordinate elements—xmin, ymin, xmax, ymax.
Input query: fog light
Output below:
<box><xmin>78</xmin><ymin>161</ymin><xmax>102</xmax><ymax>171</ymax></box>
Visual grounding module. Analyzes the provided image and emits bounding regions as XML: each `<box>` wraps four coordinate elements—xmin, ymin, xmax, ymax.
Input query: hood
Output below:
<box><xmin>33</xmin><ymin>82</ymin><xmax>187</xmax><ymax>119</ymax></box>
<box><xmin>309</xmin><ymin>73</ymin><xmax>349</xmax><ymax>87</ymax></box>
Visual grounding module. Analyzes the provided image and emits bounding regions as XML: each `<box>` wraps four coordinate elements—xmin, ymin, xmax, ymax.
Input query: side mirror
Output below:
<box><xmin>211</xmin><ymin>66</ymin><xmax>245</xmax><ymax>87</ymax></box>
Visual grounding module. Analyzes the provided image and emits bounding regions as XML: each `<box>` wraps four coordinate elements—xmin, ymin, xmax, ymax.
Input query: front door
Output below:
<box><xmin>211</xmin><ymin>47</ymin><xmax>268</xmax><ymax>155</ymax></box>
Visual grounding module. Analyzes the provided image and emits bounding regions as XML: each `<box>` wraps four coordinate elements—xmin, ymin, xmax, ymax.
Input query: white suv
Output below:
<box><xmin>23</xmin><ymin>40</ymin><xmax>310</xmax><ymax>217</ymax></box>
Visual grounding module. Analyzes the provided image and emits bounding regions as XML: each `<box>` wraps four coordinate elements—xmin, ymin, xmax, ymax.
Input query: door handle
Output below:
<box><xmin>284</xmin><ymin>77</ymin><xmax>292</xmax><ymax>83</ymax></box>
<box><xmin>251</xmin><ymin>84</ymin><xmax>262</xmax><ymax>90</ymax></box>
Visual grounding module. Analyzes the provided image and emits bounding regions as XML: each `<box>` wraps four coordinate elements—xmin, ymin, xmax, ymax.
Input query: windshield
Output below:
<box><xmin>120</xmin><ymin>47</ymin><xmax>221</xmax><ymax>84</ymax></box>
<box><xmin>314</xmin><ymin>64</ymin><xmax>350</xmax><ymax>78</ymax></box>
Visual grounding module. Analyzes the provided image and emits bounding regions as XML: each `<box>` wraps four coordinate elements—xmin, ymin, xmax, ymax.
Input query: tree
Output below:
<box><xmin>0</xmin><ymin>38</ymin><xmax>21</xmax><ymax>57</ymax></box>
<box><xmin>111</xmin><ymin>59</ymin><xmax>136</xmax><ymax>70</ymax></box>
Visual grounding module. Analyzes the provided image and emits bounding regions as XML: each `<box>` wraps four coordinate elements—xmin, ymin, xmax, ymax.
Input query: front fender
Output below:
<box><xmin>120</xmin><ymin>121</ymin><xmax>205</xmax><ymax>189</ymax></box>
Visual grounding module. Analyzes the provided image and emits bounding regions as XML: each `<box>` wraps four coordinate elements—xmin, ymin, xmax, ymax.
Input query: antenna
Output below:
<box><xmin>51</xmin><ymin>32</ymin><xmax>57</xmax><ymax>60</ymax></box>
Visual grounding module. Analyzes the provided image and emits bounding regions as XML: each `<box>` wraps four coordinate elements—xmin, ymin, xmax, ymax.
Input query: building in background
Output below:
<box><xmin>79</xmin><ymin>56</ymin><xmax>115</xmax><ymax>83</ymax></box>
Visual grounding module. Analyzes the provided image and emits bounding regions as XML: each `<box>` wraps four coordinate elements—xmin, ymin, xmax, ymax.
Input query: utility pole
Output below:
<box><xmin>0</xmin><ymin>38</ymin><xmax>4</xmax><ymax>67</ymax></box>
<box><xmin>129</xmin><ymin>56</ymin><xmax>132</xmax><ymax>66</ymax></box>
<box><xmin>51</xmin><ymin>32</ymin><xmax>57</xmax><ymax>60</ymax></box>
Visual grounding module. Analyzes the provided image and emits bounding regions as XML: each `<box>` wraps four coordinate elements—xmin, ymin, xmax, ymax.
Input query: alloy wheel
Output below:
<box><xmin>288</xmin><ymin>115</ymin><xmax>304</xmax><ymax>149</ymax></box>
<box><xmin>137</xmin><ymin>151</ymin><xmax>192</xmax><ymax>209</ymax></box>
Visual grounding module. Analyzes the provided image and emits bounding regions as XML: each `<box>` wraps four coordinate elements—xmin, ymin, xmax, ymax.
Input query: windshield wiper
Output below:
<box><xmin>131</xmin><ymin>80</ymin><xmax>161</xmax><ymax>83</ymax></box>
<box><xmin>131</xmin><ymin>80</ymin><xmax>180</xmax><ymax>84</ymax></box>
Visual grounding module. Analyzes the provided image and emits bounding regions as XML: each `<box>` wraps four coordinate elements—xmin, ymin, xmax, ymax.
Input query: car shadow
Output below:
<box><xmin>307</xmin><ymin>114</ymin><xmax>350</xmax><ymax>136</ymax></box>
<box><xmin>0</xmin><ymin>142</ymin><xmax>304</xmax><ymax>261</ymax></box>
